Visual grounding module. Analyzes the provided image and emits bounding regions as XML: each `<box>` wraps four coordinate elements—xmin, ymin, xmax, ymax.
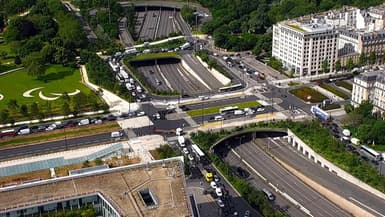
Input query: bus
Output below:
<box><xmin>218</xmin><ymin>84</ymin><xmax>243</xmax><ymax>93</ymax></box>
<box><xmin>191</xmin><ymin>144</ymin><xmax>209</xmax><ymax>165</ymax></box>
<box><xmin>360</xmin><ymin>145</ymin><xmax>382</xmax><ymax>161</ymax></box>
<box><xmin>219</xmin><ymin>106</ymin><xmax>239</xmax><ymax>115</ymax></box>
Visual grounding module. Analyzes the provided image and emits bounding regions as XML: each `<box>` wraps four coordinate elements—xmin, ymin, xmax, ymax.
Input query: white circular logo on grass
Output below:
<box><xmin>22</xmin><ymin>87</ymin><xmax>81</xmax><ymax>101</ymax></box>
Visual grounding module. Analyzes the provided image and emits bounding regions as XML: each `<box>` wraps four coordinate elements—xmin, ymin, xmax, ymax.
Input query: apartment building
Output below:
<box><xmin>352</xmin><ymin>70</ymin><xmax>385</xmax><ymax>113</ymax></box>
<box><xmin>272</xmin><ymin>4</ymin><xmax>385</xmax><ymax>77</ymax></box>
<box><xmin>272</xmin><ymin>19</ymin><xmax>338</xmax><ymax>76</ymax></box>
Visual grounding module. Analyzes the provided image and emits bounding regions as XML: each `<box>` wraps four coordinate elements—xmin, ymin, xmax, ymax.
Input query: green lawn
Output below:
<box><xmin>187</xmin><ymin>101</ymin><xmax>261</xmax><ymax>117</ymax></box>
<box><xmin>289</xmin><ymin>86</ymin><xmax>328</xmax><ymax>103</ymax></box>
<box><xmin>137</xmin><ymin>39</ymin><xmax>185</xmax><ymax>51</ymax></box>
<box><xmin>335</xmin><ymin>81</ymin><xmax>353</xmax><ymax>91</ymax></box>
<box><xmin>0</xmin><ymin>41</ymin><xmax>15</xmax><ymax>57</ymax></box>
<box><xmin>322</xmin><ymin>104</ymin><xmax>341</xmax><ymax>110</ymax></box>
<box><xmin>319</xmin><ymin>83</ymin><xmax>350</xmax><ymax>100</ymax></box>
<box><xmin>130</xmin><ymin>52</ymin><xmax>179</xmax><ymax>61</ymax></box>
<box><xmin>0</xmin><ymin>65</ymin><xmax>92</xmax><ymax>112</ymax></box>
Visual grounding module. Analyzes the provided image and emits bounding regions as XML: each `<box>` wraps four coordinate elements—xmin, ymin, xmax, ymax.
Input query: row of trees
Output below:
<box><xmin>198</xmin><ymin>0</ymin><xmax>382</xmax><ymax>54</ymax></box>
<box><xmin>344</xmin><ymin>101</ymin><xmax>385</xmax><ymax>146</ymax></box>
<box><xmin>0</xmin><ymin>92</ymin><xmax>106</xmax><ymax>124</ymax></box>
<box><xmin>3</xmin><ymin>0</ymin><xmax>86</xmax><ymax>77</ymax></box>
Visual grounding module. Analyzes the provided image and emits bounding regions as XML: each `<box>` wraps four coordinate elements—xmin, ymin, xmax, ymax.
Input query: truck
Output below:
<box><xmin>176</xmin><ymin>127</ymin><xmax>183</xmax><ymax>136</ymax></box>
<box><xmin>178</xmin><ymin>136</ymin><xmax>185</xmax><ymax>147</ymax></box>
<box><xmin>310</xmin><ymin>106</ymin><xmax>331</xmax><ymax>122</ymax></box>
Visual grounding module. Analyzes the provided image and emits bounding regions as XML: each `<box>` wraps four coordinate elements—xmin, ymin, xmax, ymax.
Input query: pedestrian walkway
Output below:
<box><xmin>80</xmin><ymin>65</ymin><xmax>139</xmax><ymax>114</ymax></box>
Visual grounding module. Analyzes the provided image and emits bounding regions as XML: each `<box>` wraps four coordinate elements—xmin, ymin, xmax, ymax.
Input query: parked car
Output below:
<box><xmin>187</xmin><ymin>154</ymin><xmax>194</xmax><ymax>161</ymax></box>
<box><xmin>214</xmin><ymin>174</ymin><xmax>220</xmax><ymax>182</ymax></box>
<box><xmin>182</xmin><ymin>148</ymin><xmax>189</xmax><ymax>155</ymax></box>
<box><xmin>215</xmin><ymin>187</ymin><xmax>223</xmax><ymax>197</ymax></box>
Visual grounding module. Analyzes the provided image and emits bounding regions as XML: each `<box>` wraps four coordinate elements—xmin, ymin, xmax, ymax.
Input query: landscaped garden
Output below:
<box><xmin>319</xmin><ymin>83</ymin><xmax>350</xmax><ymax>100</ymax></box>
<box><xmin>289</xmin><ymin>86</ymin><xmax>328</xmax><ymax>103</ymax></box>
<box><xmin>0</xmin><ymin>65</ymin><xmax>106</xmax><ymax>123</ymax></box>
<box><xmin>335</xmin><ymin>80</ymin><xmax>353</xmax><ymax>91</ymax></box>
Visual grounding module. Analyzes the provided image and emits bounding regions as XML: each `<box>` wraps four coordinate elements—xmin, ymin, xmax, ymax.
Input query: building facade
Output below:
<box><xmin>273</xmin><ymin>5</ymin><xmax>385</xmax><ymax>77</ymax></box>
<box><xmin>351</xmin><ymin>71</ymin><xmax>385</xmax><ymax>113</ymax></box>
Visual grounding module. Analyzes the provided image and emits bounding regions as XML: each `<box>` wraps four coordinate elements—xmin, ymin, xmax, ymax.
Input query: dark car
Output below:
<box><xmin>232</xmin><ymin>166</ymin><xmax>250</xmax><ymax>179</ymax></box>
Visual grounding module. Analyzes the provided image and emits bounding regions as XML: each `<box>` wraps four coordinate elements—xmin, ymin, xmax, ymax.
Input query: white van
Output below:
<box><xmin>78</xmin><ymin>119</ymin><xmax>90</xmax><ymax>126</ymax></box>
<box><xmin>111</xmin><ymin>131</ymin><xmax>122</xmax><ymax>138</ymax></box>
<box><xmin>234</xmin><ymin>110</ymin><xmax>245</xmax><ymax>115</ymax></box>
<box><xmin>18</xmin><ymin>128</ymin><xmax>30</xmax><ymax>135</ymax></box>
<box><xmin>214</xmin><ymin>115</ymin><xmax>224</xmax><ymax>121</ymax></box>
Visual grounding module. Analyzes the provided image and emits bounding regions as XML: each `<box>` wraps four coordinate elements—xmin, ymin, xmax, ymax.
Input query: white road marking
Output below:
<box><xmin>349</xmin><ymin>197</ymin><xmax>385</xmax><ymax>217</ymax></box>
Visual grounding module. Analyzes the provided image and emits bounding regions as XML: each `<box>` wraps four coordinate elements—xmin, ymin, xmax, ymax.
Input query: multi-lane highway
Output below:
<box><xmin>225</xmin><ymin>141</ymin><xmax>351</xmax><ymax>217</ymax></box>
<box><xmin>0</xmin><ymin>132</ymin><xmax>116</xmax><ymax>161</ymax></box>
<box><xmin>269</xmin><ymin>136</ymin><xmax>385</xmax><ymax>216</ymax></box>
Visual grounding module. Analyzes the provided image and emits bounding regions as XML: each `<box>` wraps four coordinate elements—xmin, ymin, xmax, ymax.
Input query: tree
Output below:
<box><xmin>7</xmin><ymin>99</ymin><xmax>18</xmax><ymax>110</ymax></box>
<box><xmin>0</xmin><ymin>109</ymin><xmax>10</xmax><ymax>123</ymax></box>
<box><xmin>0</xmin><ymin>51</ymin><xmax>7</xmax><ymax>60</ymax></box>
<box><xmin>335</xmin><ymin>59</ymin><xmax>341</xmax><ymax>72</ymax></box>
<box><xmin>62</xmin><ymin>102</ymin><xmax>71</xmax><ymax>115</ymax></box>
<box><xmin>267</xmin><ymin>57</ymin><xmax>283</xmax><ymax>72</ymax></box>
<box><xmin>30</xmin><ymin>102</ymin><xmax>39</xmax><ymax>118</ymax></box>
<box><xmin>14</xmin><ymin>56</ymin><xmax>22</xmax><ymax>65</ymax></box>
<box><xmin>369</xmin><ymin>52</ymin><xmax>376</xmax><ymax>65</ymax></box>
<box><xmin>347</xmin><ymin>58</ymin><xmax>354</xmax><ymax>71</ymax></box>
<box><xmin>23</xmin><ymin>52</ymin><xmax>45</xmax><ymax>77</ymax></box>
<box><xmin>19</xmin><ymin>104</ymin><xmax>28</xmax><ymax>117</ymax></box>
<box><xmin>359</xmin><ymin>53</ymin><xmax>367</xmax><ymax>66</ymax></box>
<box><xmin>322</xmin><ymin>59</ymin><xmax>329</xmax><ymax>73</ymax></box>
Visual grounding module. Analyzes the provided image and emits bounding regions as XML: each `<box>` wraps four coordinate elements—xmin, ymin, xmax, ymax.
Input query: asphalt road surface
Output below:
<box><xmin>183</xmin><ymin>95</ymin><xmax>259</xmax><ymax>110</ymax></box>
<box><xmin>229</xmin><ymin>141</ymin><xmax>351</xmax><ymax>217</ymax></box>
<box><xmin>156</xmin><ymin>9</ymin><xmax>180</xmax><ymax>38</ymax></box>
<box><xmin>269</xmin><ymin>137</ymin><xmax>385</xmax><ymax>216</ymax></box>
<box><xmin>0</xmin><ymin>132</ymin><xmax>117</xmax><ymax>161</ymax></box>
<box><xmin>182</xmin><ymin>54</ymin><xmax>224</xmax><ymax>90</ymax></box>
<box><xmin>135</xmin><ymin>61</ymin><xmax>211</xmax><ymax>96</ymax></box>
<box><xmin>224</xmin><ymin>149</ymin><xmax>307</xmax><ymax>217</ymax></box>
<box><xmin>119</xmin><ymin>17</ymin><xmax>134</xmax><ymax>47</ymax></box>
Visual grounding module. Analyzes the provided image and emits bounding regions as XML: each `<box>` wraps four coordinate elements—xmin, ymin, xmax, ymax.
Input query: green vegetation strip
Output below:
<box><xmin>0</xmin><ymin>123</ymin><xmax>120</xmax><ymax>148</ymax></box>
<box><xmin>191</xmin><ymin>119</ymin><xmax>385</xmax><ymax>198</ymax></box>
<box><xmin>289</xmin><ymin>86</ymin><xmax>327</xmax><ymax>103</ymax></box>
<box><xmin>137</xmin><ymin>39</ymin><xmax>185</xmax><ymax>51</ymax></box>
<box><xmin>187</xmin><ymin>101</ymin><xmax>261</xmax><ymax>117</ymax></box>
<box><xmin>319</xmin><ymin>83</ymin><xmax>350</xmax><ymax>100</ymax></box>
<box><xmin>130</xmin><ymin>52</ymin><xmax>179</xmax><ymax>61</ymax></box>
<box><xmin>335</xmin><ymin>81</ymin><xmax>353</xmax><ymax>91</ymax></box>
<box><xmin>322</xmin><ymin>104</ymin><xmax>341</xmax><ymax>110</ymax></box>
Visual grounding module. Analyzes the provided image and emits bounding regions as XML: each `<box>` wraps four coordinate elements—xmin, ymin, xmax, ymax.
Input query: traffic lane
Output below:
<box><xmin>182</xmin><ymin>54</ymin><xmax>223</xmax><ymax>89</ymax></box>
<box><xmin>271</xmin><ymin>137</ymin><xmax>385</xmax><ymax>216</ymax></box>
<box><xmin>262</xmin><ymin>86</ymin><xmax>311</xmax><ymax>112</ymax></box>
<box><xmin>201</xmin><ymin>165</ymin><xmax>260</xmax><ymax>216</ymax></box>
<box><xmin>191</xmin><ymin>108</ymin><xmax>273</xmax><ymax>124</ymax></box>
<box><xmin>235</xmin><ymin>142</ymin><xmax>351</xmax><ymax>217</ymax></box>
<box><xmin>224</xmin><ymin>149</ymin><xmax>307</xmax><ymax>217</ymax></box>
<box><xmin>183</xmin><ymin>95</ymin><xmax>259</xmax><ymax>111</ymax></box>
<box><xmin>0</xmin><ymin>132</ymin><xmax>116</xmax><ymax>161</ymax></box>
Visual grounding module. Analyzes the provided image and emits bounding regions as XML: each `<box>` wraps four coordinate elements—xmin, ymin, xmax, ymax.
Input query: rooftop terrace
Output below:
<box><xmin>0</xmin><ymin>157</ymin><xmax>189</xmax><ymax>217</ymax></box>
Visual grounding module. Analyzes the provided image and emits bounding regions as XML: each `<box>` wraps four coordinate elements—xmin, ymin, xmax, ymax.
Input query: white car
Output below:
<box><xmin>217</xmin><ymin>199</ymin><xmax>225</xmax><ymax>208</ymax></box>
<box><xmin>136</xmin><ymin>111</ymin><xmax>145</xmax><ymax>116</ymax></box>
<box><xmin>256</xmin><ymin>107</ymin><xmax>265</xmax><ymax>112</ymax></box>
<box><xmin>210</xmin><ymin>181</ymin><xmax>217</xmax><ymax>189</ymax></box>
<box><xmin>182</xmin><ymin>148</ymin><xmax>189</xmax><ymax>155</ymax></box>
<box><xmin>187</xmin><ymin>154</ymin><xmax>194</xmax><ymax>161</ymax></box>
<box><xmin>215</xmin><ymin>187</ymin><xmax>223</xmax><ymax>197</ymax></box>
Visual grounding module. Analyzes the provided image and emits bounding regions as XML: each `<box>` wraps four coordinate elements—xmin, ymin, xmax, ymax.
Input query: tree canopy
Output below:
<box><xmin>198</xmin><ymin>0</ymin><xmax>383</xmax><ymax>53</ymax></box>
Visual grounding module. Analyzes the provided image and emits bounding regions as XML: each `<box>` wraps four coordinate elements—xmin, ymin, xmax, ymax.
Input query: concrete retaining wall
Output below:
<box><xmin>287</xmin><ymin>129</ymin><xmax>385</xmax><ymax>201</ymax></box>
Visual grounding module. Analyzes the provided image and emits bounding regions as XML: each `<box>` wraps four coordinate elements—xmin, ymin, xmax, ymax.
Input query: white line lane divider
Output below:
<box><xmin>349</xmin><ymin>197</ymin><xmax>385</xmax><ymax>217</ymax></box>
<box><xmin>156</xmin><ymin>64</ymin><xmax>173</xmax><ymax>90</ymax></box>
<box><xmin>231</xmin><ymin>148</ymin><xmax>314</xmax><ymax>217</ymax></box>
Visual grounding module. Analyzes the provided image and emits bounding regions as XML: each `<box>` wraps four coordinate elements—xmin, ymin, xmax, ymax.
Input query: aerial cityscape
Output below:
<box><xmin>2</xmin><ymin>0</ymin><xmax>385</xmax><ymax>217</ymax></box>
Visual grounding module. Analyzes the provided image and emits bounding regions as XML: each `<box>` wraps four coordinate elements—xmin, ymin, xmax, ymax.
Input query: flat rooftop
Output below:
<box><xmin>0</xmin><ymin>157</ymin><xmax>189</xmax><ymax>217</ymax></box>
